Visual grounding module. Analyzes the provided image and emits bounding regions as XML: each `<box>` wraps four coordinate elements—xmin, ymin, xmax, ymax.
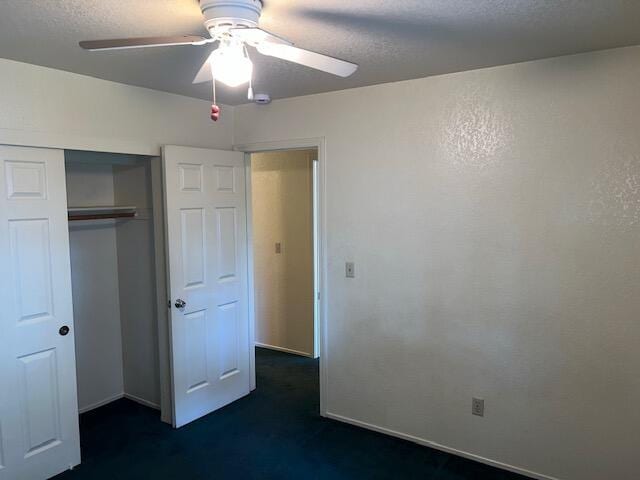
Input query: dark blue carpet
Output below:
<box><xmin>56</xmin><ymin>348</ymin><xmax>525</xmax><ymax>479</ymax></box>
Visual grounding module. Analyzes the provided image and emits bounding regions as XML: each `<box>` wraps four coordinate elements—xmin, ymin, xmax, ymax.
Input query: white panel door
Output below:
<box><xmin>0</xmin><ymin>145</ymin><xmax>80</xmax><ymax>480</ymax></box>
<box><xmin>163</xmin><ymin>145</ymin><xmax>250</xmax><ymax>428</ymax></box>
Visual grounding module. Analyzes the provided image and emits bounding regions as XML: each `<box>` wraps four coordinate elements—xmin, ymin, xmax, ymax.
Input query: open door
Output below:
<box><xmin>163</xmin><ymin>146</ymin><xmax>251</xmax><ymax>428</ymax></box>
<box><xmin>0</xmin><ymin>145</ymin><xmax>81</xmax><ymax>479</ymax></box>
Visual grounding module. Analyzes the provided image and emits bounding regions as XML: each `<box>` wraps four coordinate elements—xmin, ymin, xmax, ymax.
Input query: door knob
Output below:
<box><xmin>59</xmin><ymin>325</ymin><xmax>70</xmax><ymax>336</ymax></box>
<box><xmin>174</xmin><ymin>299</ymin><xmax>186</xmax><ymax>309</ymax></box>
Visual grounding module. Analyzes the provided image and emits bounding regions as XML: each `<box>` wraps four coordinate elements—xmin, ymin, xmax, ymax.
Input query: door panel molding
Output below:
<box><xmin>0</xmin><ymin>145</ymin><xmax>80</xmax><ymax>480</ymax></box>
<box><xmin>163</xmin><ymin>145</ymin><xmax>250</xmax><ymax>428</ymax></box>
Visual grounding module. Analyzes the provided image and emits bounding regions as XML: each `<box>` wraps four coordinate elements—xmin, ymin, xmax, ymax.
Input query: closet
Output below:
<box><xmin>64</xmin><ymin>150</ymin><xmax>164</xmax><ymax>415</ymax></box>
<box><xmin>0</xmin><ymin>143</ymin><xmax>250</xmax><ymax>478</ymax></box>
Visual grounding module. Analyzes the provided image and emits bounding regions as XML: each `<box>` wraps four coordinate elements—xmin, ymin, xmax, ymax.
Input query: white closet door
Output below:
<box><xmin>163</xmin><ymin>146</ymin><xmax>250</xmax><ymax>428</ymax></box>
<box><xmin>0</xmin><ymin>145</ymin><xmax>81</xmax><ymax>480</ymax></box>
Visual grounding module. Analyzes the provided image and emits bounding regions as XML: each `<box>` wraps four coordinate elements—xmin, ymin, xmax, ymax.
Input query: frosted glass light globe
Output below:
<box><xmin>209</xmin><ymin>45</ymin><xmax>253</xmax><ymax>87</ymax></box>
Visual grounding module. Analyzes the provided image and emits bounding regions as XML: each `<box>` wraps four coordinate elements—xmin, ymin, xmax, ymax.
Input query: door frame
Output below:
<box><xmin>234</xmin><ymin>138</ymin><xmax>328</xmax><ymax>416</ymax></box>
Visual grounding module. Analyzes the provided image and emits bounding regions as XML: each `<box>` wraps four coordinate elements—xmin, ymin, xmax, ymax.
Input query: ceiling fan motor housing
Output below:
<box><xmin>200</xmin><ymin>0</ymin><xmax>263</xmax><ymax>34</ymax></box>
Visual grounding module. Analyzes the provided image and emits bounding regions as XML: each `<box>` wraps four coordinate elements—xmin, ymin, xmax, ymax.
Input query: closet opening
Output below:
<box><xmin>64</xmin><ymin>150</ymin><xmax>170</xmax><ymax>449</ymax></box>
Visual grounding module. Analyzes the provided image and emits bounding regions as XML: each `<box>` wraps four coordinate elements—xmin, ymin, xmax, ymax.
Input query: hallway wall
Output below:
<box><xmin>251</xmin><ymin>149</ymin><xmax>315</xmax><ymax>357</ymax></box>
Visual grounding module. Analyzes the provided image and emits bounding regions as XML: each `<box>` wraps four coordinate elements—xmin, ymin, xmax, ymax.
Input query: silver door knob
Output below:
<box><xmin>174</xmin><ymin>299</ymin><xmax>186</xmax><ymax>309</ymax></box>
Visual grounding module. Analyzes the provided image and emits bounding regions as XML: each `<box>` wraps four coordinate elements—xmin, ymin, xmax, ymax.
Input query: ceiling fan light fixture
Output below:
<box><xmin>209</xmin><ymin>44</ymin><xmax>253</xmax><ymax>87</ymax></box>
<box><xmin>80</xmin><ymin>0</ymin><xmax>359</xmax><ymax>112</ymax></box>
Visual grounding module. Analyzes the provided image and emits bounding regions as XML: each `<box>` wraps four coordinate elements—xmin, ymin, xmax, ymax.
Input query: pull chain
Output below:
<box><xmin>244</xmin><ymin>45</ymin><xmax>254</xmax><ymax>101</ymax></box>
<box><xmin>211</xmin><ymin>76</ymin><xmax>220</xmax><ymax>122</ymax></box>
<box><xmin>248</xmin><ymin>77</ymin><xmax>254</xmax><ymax>101</ymax></box>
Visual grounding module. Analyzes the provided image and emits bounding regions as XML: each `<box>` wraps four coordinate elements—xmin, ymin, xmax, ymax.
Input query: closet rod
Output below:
<box><xmin>68</xmin><ymin>212</ymin><xmax>137</xmax><ymax>221</ymax></box>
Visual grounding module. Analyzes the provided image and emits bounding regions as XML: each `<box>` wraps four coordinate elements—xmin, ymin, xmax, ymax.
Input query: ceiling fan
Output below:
<box><xmin>79</xmin><ymin>0</ymin><xmax>358</xmax><ymax>119</ymax></box>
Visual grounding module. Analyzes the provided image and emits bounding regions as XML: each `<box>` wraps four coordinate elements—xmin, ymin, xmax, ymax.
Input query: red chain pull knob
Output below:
<box><xmin>211</xmin><ymin>104</ymin><xmax>220</xmax><ymax>122</ymax></box>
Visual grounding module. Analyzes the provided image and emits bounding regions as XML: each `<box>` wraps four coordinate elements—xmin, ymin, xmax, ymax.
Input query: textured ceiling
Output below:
<box><xmin>1</xmin><ymin>1</ymin><xmax>639</xmax><ymax>105</ymax></box>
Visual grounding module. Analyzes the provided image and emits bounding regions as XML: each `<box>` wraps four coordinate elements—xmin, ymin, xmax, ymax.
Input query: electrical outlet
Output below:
<box><xmin>345</xmin><ymin>262</ymin><xmax>355</xmax><ymax>278</ymax></box>
<box><xmin>472</xmin><ymin>397</ymin><xmax>484</xmax><ymax>417</ymax></box>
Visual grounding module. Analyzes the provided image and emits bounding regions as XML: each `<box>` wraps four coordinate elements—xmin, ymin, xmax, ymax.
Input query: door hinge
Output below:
<box><xmin>167</xmin><ymin>299</ymin><xmax>171</xmax><ymax>309</ymax></box>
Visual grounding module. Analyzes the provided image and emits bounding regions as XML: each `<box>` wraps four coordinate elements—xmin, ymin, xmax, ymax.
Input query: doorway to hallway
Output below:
<box><xmin>249</xmin><ymin>148</ymin><xmax>319</xmax><ymax>359</ymax></box>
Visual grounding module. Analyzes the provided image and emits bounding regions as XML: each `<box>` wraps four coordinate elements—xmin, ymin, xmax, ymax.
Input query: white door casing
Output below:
<box><xmin>235</xmin><ymin>137</ymin><xmax>326</xmax><ymax>415</ymax></box>
<box><xmin>163</xmin><ymin>145</ymin><xmax>250</xmax><ymax>428</ymax></box>
<box><xmin>0</xmin><ymin>145</ymin><xmax>81</xmax><ymax>480</ymax></box>
<box><xmin>312</xmin><ymin>158</ymin><xmax>320</xmax><ymax>359</ymax></box>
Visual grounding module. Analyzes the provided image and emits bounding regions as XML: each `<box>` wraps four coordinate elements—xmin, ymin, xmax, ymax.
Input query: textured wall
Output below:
<box><xmin>235</xmin><ymin>46</ymin><xmax>640</xmax><ymax>480</ymax></box>
<box><xmin>251</xmin><ymin>150</ymin><xmax>315</xmax><ymax>356</ymax></box>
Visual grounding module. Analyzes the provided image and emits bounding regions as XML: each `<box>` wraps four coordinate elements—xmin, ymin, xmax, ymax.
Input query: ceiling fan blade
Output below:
<box><xmin>256</xmin><ymin>43</ymin><xmax>358</xmax><ymax>77</ymax></box>
<box><xmin>79</xmin><ymin>35</ymin><xmax>209</xmax><ymax>51</ymax></box>
<box><xmin>229</xmin><ymin>27</ymin><xmax>292</xmax><ymax>47</ymax></box>
<box><xmin>193</xmin><ymin>58</ymin><xmax>212</xmax><ymax>84</ymax></box>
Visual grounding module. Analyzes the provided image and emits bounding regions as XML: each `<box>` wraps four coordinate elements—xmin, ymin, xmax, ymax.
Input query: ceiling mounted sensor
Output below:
<box><xmin>79</xmin><ymin>0</ymin><xmax>358</xmax><ymax>122</ymax></box>
<box><xmin>253</xmin><ymin>93</ymin><xmax>271</xmax><ymax>105</ymax></box>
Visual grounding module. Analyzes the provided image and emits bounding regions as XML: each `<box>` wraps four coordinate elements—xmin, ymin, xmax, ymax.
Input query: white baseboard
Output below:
<box><xmin>255</xmin><ymin>342</ymin><xmax>313</xmax><ymax>358</ymax></box>
<box><xmin>78</xmin><ymin>392</ymin><xmax>160</xmax><ymax>414</ymax></box>
<box><xmin>123</xmin><ymin>393</ymin><xmax>160</xmax><ymax>410</ymax></box>
<box><xmin>324</xmin><ymin>411</ymin><xmax>560</xmax><ymax>480</ymax></box>
<box><xmin>78</xmin><ymin>392</ymin><xmax>124</xmax><ymax>414</ymax></box>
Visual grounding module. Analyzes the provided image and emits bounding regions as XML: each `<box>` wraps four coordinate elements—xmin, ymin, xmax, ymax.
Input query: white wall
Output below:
<box><xmin>114</xmin><ymin>160</ymin><xmax>161</xmax><ymax>408</ymax></box>
<box><xmin>65</xmin><ymin>159</ymin><xmax>124</xmax><ymax>412</ymax></box>
<box><xmin>235</xmin><ymin>46</ymin><xmax>640</xmax><ymax>480</ymax></box>
<box><xmin>251</xmin><ymin>150</ymin><xmax>315</xmax><ymax>356</ymax></box>
<box><xmin>0</xmin><ymin>59</ymin><xmax>233</xmax><ymax>156</ymax></box>
<box><xmin>5</xmin><ymin>41</ymin><xmax>640</xmax><ymax>480</ymax></box>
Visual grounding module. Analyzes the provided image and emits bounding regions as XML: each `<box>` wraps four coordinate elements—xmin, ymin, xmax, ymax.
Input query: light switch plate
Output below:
<box><xmin>472</xmin><ymin>397</ymin><xmax>484</xmax><ymax>417</ymax></box>
<box><xmin>346</xmin><ymin>262</ymin><xmax>355</xmax><ymax>278</ymax></box>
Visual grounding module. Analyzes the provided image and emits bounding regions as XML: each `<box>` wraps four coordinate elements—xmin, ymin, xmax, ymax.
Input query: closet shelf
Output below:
<box><xmin>68</xmin><ymin>206</ymin><xmax>137</xmax><ymax>222</ymax></box>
